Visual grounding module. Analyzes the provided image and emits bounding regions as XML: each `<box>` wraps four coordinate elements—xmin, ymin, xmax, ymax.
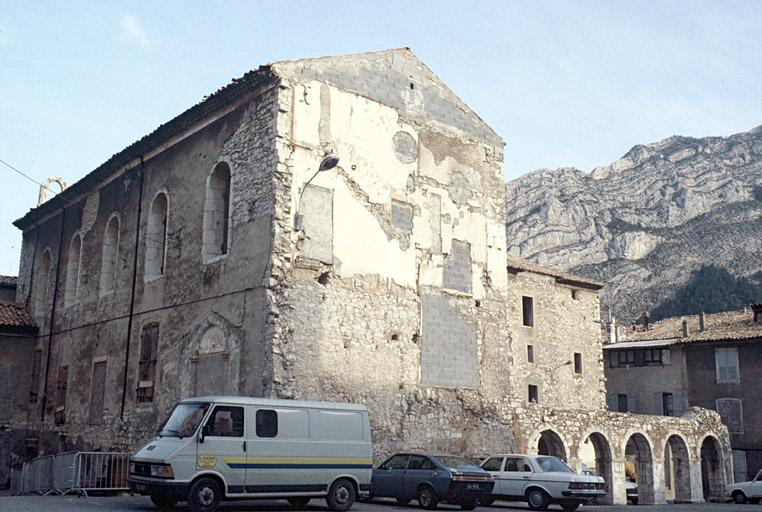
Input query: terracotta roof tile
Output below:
<box><xmin>0</xmin><ymin>275</ymin><xmax>17</xmax><ymax>287</ymax></box>
<box><xmin>0</xmin><ymin>300</ymin><xmax>37</xmax><ymax>332</ymax></box>
<box><xmin>614</xmin><ymin>309</ymin><xmax>762</xmax><ymax>345</ymax></box>
<box><xmin>506</xmin><ymin>254</ymin><xmax>605</xmax><ymax>290</ymax></box>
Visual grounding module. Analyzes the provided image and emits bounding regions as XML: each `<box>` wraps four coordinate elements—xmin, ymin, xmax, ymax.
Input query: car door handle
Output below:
<box><xmin>522</xmin><ymin>476</ymin><xmax>529</xmax><ymax>479</ymax></box>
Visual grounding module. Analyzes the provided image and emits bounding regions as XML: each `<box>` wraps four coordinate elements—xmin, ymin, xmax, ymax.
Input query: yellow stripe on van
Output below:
<box><xmin>223</xmin><ymin>457</ymin><xmax>373</xmax><ymax>469</ymax></box>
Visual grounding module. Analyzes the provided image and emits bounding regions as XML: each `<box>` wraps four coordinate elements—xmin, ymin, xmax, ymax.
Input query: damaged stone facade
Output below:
<box><xmin>8</xmin><ymin>49</ymin><xmax>731</xmax><ymax>504</ymax></box>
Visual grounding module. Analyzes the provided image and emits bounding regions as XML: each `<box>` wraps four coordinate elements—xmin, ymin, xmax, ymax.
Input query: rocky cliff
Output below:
<box><xmin>505</xmin><ymin>125</ymin><xmax>762</xmax><ymax>322</ymax></box>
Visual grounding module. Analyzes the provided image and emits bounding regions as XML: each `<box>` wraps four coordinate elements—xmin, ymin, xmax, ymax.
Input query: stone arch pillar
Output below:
<box><xmin>665</xmin><ymin>434</ymin><xmax>693</xmax><ymax>502</ymax></box>
<box><xmin>700</xmin><ymin>435</ymin><xmax>726</xmax><ymax>501</ymax></box>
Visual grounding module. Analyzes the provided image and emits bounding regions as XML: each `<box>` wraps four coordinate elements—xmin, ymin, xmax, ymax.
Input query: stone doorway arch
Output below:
<box><xmin>625</xmin><ymin>433</ymin><xmax>655</xmax><ymax>505</ymax></box>
<box><xmin>537</xmin><ymin>429</ymin><xmax>567</xmax><ymax>461</ymax></box>
<box><xmin>665</xmin><ymin>434</ymin><xmax>692</xmax><ymax>502</ymax></box>
<box><xmin>701</xmin><ymin>436</ymin><xmax>726</xmax><ymax>500</ymax></box>
<box><xmin>581</xmin><ymin>432</ymin><xmax>614</xmax><ymax>505</ymax></box>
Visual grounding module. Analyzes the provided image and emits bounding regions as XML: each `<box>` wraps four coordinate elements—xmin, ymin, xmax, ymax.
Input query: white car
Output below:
<box><xmin>727</xmin><ymin>469</ymin><xmax>762</xmax><ymax>504</ymax></box>
<box><xmin>480</xmin><ymin>454</ymin><xmax>605</xmax><ymax>511</ymax></box>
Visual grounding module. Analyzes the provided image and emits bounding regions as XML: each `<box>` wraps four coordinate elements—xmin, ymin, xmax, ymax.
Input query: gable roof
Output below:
<box><xmin>506</xmin><ymin>254</ymin><xmax>605</xmax><ymax>290</ymax></box>
<box><xmin>606</xmin><ymin>309</ymin><xmax>762</xmax><ymax>348</ymax></box>
<box><xmin>272</xmin><ymin>48</ymin><xmax>503</xmax><ymax>146</ymax></box>
<box><xmin>0</xmin><ymin>275</ymin><xmax>17</xmax><ymax>288</ymax></box>
<box><xmin>15</xmin><ymin>48</ymin><xmax>502</xmax><ymax>231</ymax></box>
<box><xmin>0</xmin><ymin>300</ymin><xmax>37</xmax><ymax>336</ymax></box>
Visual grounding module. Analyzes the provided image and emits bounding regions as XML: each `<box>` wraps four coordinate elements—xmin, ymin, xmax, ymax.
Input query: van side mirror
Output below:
<box><xmin>199</xmin><ymin>425</ymin><xmax>208</xmax><ymax>444</ymax></box>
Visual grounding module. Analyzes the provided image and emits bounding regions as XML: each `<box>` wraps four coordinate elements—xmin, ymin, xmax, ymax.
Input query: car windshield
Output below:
<box><xmin>434</xmin><ymin>456</ymin><xmax>480</xmax><ymax>471</ymax></box>
<box><xmin>536</xmin><ymin>456</ymin><xmax>574</xmax><ymax>473</ymax></box>
<box><xmin>158</xmin><ymin>402</ymin><xmax>209</xmax><ymax>438</ymax></box>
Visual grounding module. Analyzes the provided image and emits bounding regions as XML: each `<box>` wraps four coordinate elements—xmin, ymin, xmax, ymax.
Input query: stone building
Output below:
<box><xmin>605</xmin><ymin>307</ymin><xmax>762</xmax><ymax>484</ymax></box>
<box><xmin>0</xmin><ymin>277</ymin><xmax>37</xmax><ymax>486</ymax></box>
<box><xmin>6</xmin><ymin>48</ymin><xmax>730</xmax><ymax>503</ymax></box>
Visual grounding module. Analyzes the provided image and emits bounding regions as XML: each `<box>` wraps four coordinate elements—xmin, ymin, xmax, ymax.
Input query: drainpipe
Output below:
<box><xmin>40</xmin><ymin>208</ymin><xmax>66</xmax><ymax>421</ymax></box>
<box><xmin>120</xmin><ymin>157</ymin><xmax>145</xmax><ymax>419</ymax></box>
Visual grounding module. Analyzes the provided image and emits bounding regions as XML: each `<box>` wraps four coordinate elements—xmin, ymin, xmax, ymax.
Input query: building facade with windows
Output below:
<box><xmin>6</xmin><ymin>49</ymin><xmax>731</xmax><ymax>503</ymax></box>
<box><xmin>604</xmin><ymin>307</ymin><xmax>762</xmax><ymax>482</ymax></box>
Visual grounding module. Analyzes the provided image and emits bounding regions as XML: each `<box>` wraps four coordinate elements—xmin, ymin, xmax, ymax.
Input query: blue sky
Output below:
<box><xmin>1</xmin><ymin>0</ymin><xmax>761</xmax><ymax>275</ymax></box>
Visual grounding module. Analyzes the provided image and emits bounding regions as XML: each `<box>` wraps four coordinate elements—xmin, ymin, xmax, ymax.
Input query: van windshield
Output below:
<box><xmin>159</xmin><ymin>402</ymin><xmax>209</xmax><ymax>438</ymax></box>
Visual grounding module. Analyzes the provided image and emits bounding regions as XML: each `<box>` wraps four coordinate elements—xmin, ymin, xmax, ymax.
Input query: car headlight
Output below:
<box><xmin>150</xmin><ymin>464</ymin><xmax>174</xmax><ymax>478</ymax></box>
<box><xmin>129</xmin><ymin>463</ymin><xmax>136</xmax><ymax>474</ymax></box>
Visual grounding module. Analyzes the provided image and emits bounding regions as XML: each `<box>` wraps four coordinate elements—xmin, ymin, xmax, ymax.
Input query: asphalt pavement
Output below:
<box><xmin>0</xmin><ymin>495</ymin><xmax>759</xmax><ymax>512</ymax></box>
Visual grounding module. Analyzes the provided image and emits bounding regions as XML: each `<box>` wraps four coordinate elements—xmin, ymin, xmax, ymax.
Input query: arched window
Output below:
<box><xmin>36</xmin><ymin>248</ymin><xmax>52</xmax><ymax>314</ymax></box>
<box><xmin>64</xmin><ymin>234</ymin><xmax>82</xmax><ymax>306</ymax></box>
<box><xmin>100</xmin><ymin>214</ymin><xmax>120</xmax><ymax>294</ymax></box>
<box><xmin>202</xmin><ymin>162</ymin><xmax>231</xmax><ymax>261</ymax></box>
<box><xmin>145</xmin><ymin>192</ymin><xmax>168</xmax><ymax>280</ymax></box>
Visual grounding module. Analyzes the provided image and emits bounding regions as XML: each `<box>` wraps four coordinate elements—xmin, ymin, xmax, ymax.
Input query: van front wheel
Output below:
<box><xmin>187</xmin><ymin>477</ymin><xmax>221</xmax><ymax>512</ymax></box>
<box><xmin>327</xmin><ymin>478</ymin><xmax>356</xmax><ymax>511</ymax></box>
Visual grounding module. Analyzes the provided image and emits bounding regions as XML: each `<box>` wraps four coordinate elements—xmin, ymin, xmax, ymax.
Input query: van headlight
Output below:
<box><xmin>150</xmin><ymin>464</ymin><xmax>174</xmax><ymax>478</ymax></box>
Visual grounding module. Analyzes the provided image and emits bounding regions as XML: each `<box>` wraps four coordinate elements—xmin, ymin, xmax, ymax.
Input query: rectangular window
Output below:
<box><xmin>528</xmin><ymin>384</ymin><xmax>539</xmax><ymax>404</ymax></box>
<box><xmin>256</xmin><ymin>409</ymin><xmax>278</xmax><ymax>437</ymax></box>
<box><xmin>716</xmin><ymin>398</ymin><xmax>743</xmax><ymax>434</ymax></box>
<box><xmin>571</xmin><ymin>289</ymin><xmax>580</xmax><ymax>300</ymax></box>
<box><xmin>616</xmin><ymin>350</ymin><xmax>636</xmax><ymax>367</ymax></box>
<box><xmin>645</xmin><ymin>349</ymin><xmax>663</xmax><ymax>365</ymax></box>
<box><xmin>30</xmin><ymin>349</ymin><xmax>42</xmax><ymax>403</ymax></box>
<box><xmin>137</xmin><ymin>323</ymin><xmax>159</xmax><ymax>403</ymax></box>
<box><xmin>662</xmin><ymin>392</ymin><xmax>674</xmax><ymax>416</ymax></box>
<box><xmin>522</xmin><ymin>296</ymin><xmax>534</xmax><ymax>327</ymax></box>
<box><xmin>715</xmin><ymin>348</ymin><xmax>740</xmax><ymax>383</ymax></box>
<box><xmin>617</xmin><ymin>394</ymin><xmax>628</xmax><ymax>413</ymax></box>
<box><xmin>54</xmin><ymin>366</ymin><xmax>68</xmax><ymax>425</ymax></box>
<box><xmin>527</xmin><ymin>345</ymin><xmax>534</xmax><ymax>363</ymax></box>
<box><xmin>574</xmin><ymin>353</ymin><xmax>582</xmax><ymax>374</ymax></box>
<box><xmin>89</xmin><ymin>361</ymin><xmax>107</xmax><ymax>425</ymax></box>
<box><xmin>206</xmin><ymin>406</ymin><xmax>244</xmax><ymax>437</ymax></box>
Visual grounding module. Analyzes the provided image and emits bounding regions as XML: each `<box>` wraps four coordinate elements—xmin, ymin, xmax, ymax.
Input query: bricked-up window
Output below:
<box><xmin>145</xmin><ymin>192</ymin><xmax>168</xmax><ymax>280</ymax></box>
<box><xmin>527</xmin><ymin>345</ymin><xmax>534</xmax><ymax>363</ymax></box>
<box><xmin>29</xmin><ymin>349</ymin><xmax>42</xmax><ymax>403</ymax></box>
<box><xmin>99</xmin><ymin>215</ymin><xmax>120</xmax><ymax>295</ymax></box>
<box><xmin>528</xmin><ymin>384</ymin><xmax>539</xmax><ymax>404</ymax></box>
<box><xmin>716</xmin><ymin>398</ymin><xmax>743</xmax><ymax>433</ymax></box>
<box><xmin>64</xmin><ymin>234</ymin><xmax>82</xmax><ymax>306</ymax></box>
<box><xmin>137</xmin><ymin>323</ymin><xmax>159</xmax><ymax>403</ymax></box>
<box><xmin>54</xmin><ymin>366</ymin><xmax>68</xmax><ymax>425</ymax></box>
<box><xmin>202</xmin><ymin>162</ymin><xmax>231</xmax><ymax>262</ymax></box>
<box><xmin>89</xmin><ymin>361</ymin><xmax>107</xmax><ymax>424</ymax></box>
<box><xmin>0</xmin><ymin>366</ymin><xmax>11</xmax><ymax>422</ymax></box>
<box><xmin>574</xmin><ymin>353</ymin><xmax>582</xmax><ymax>374</ymax></box>
<box><xmin>522</xmin><ymin>296</ymin><xmax>534</xmax><ymax>327</ymax></box>
<box><xmin>36</xmin><ymin>249</ymin><xmax>52</xmax><ymax>314</ymax></box>
<box><xmin>715</xmin><ymin>348</ymin><xmax>740</xmax><ymax>383</ymax></box>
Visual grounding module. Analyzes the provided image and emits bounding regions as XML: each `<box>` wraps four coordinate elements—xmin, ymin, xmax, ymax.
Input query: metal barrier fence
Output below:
<box><xmin>12</xmin><ymin>451</ymin><xmax>130</xmax><ymax>496</ymax></box>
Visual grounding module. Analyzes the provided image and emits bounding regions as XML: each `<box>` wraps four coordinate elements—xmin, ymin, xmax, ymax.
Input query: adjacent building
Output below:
<box><xmin>605</xmin><ymin>307</ymin><xmax>762</xmax><ymax>483</ymax></box>
<box><xmin>4</xmin><ymin>48</ymin><xmax>731</xmax><ymax>503</ymax></box>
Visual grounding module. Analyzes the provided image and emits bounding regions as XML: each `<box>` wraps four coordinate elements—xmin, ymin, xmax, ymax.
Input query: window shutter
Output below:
<box><xmin>606</xmin><ymin>393</ymin><xmax>618</xmax><ymax>412</ymax></box>
<box><xmin>673</xmin><ymin>392</ymin><xmax>683</xmax><ymax>417</ymax></box>
<box><xmin>662</xmin><ymin>349</ymin><xmax>671</xmax><ymax>365</ymax></box>
<box><xmin>627</xmin><ymin>394</ymin><xmax>637</xmax><ymax>413</ymax></box>
<box><xmin>654</xmin><ymin>392</ymin><xmax>664</xmax><ymax>415</ymax></box>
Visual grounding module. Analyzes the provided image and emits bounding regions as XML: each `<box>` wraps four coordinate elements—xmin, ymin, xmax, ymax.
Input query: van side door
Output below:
<box><xmin>200</xmin><ymin>405</ymin><xmax>246</xmax><ymax>494</ymax></box>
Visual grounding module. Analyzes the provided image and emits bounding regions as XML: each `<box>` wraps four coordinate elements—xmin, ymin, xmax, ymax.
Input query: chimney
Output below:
<box><xmin>753</xmin><ymin>304</ymin><xmax>762</xmax><ymax>323</ymax></box>
<box><xmin>699</xmin><ymin>312</ymin><xmax>706</xmax><ymax>331</ymax></box>
<box><xmin>609</xmin><ymin>317</ymin><xmax>617</xmax><ymax>344</ymax></box>
<box><xmin>682</xmin><ymin>319</ymin><xmax>690</xmax><ymax>338</ymax></box>
<box><xmin>643</xmin><ymin>311</ymin><xmax>651</xmax><ymax>330</ymax></box>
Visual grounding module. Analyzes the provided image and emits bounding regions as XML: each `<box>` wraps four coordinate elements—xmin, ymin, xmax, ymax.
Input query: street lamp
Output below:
<box><xmin>294</xmin><ymin>154</ymin><xmax>340</xmax><ymax>230</ymax></box>
<box><xmin>552</xmin><ymin>360</ymin><xmax>573</xmax><ymax>371</ymax></box>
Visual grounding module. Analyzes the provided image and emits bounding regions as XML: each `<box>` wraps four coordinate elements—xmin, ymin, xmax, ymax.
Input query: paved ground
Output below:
<box><xmin>0</xmin><ymin>495</ymin><xmax>757</xmax><ymax>512</ymax></box>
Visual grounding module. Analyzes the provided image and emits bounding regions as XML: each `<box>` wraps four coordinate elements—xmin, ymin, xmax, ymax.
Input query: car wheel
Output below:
<box><xmin>187</xmin><ymin>477</ymin><xmax>221</xmax><ymax>512</ymax></box>
<box><xmin>326</xmin><ymin>479</ymin><xmax>356</xmax><ymax>511</ymax></box>
<box><xmin>396</xmin><ymin>497</ymin><xmax>411</xmax><ymax>506</ymax></box>
<box><xmin>561</xmin><ymin>502</ymin><xmax>580</xmax><ymax>511</ymax></box>
<box><xmin>417</xmin><ymin>485</ymin><xmax>439</xmax><ymax>510</ymax></box>
<box><xmin>733</xmin><ymin>491</ymin><xmax>748</xmax><ymax>504</ymax></box>
<box><xmin>526</xmin><ymin>488</ymin><xmax>550</xmax><ymax>511</ymax></box>
<box><xmin>150</xmin><ymin>495</ymin><xmax>179</xmax><ymax>510</ymax></box>
<box><xmin>479</xmin><ymin>496</ymin><xmax>496</xmax><ymax>506</ymax></box>
<box><xmin>459</xmin><ymin>498</ymin><xmax>477</xmax><ymax>510</ymax></box>
<box><xmin>288</xmin><ymin>497</ymin><xmax>311</xmax><ymax>509</ymax></box>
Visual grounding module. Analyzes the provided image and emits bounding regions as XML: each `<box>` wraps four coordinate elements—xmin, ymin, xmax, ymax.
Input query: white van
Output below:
<box><xmin>128</xmin><ymin>396</ymin><xmax>372</xmax><ymax>512</ymax></box>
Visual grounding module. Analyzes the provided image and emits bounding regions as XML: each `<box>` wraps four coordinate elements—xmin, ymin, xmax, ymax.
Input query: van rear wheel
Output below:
<box><xmin>187</xmin><ymin>477</ymin><xmax>221</xmax><ymax>512</ymax></box>
<box><xmin>326</xmin><ymin>478</ymin><xmax>356</xmax><ymax>511</ymax></box>
<box><xmin>288</xmin><ymin>497</ymin><xmax>311</xmax><ymax>509</ymax></box>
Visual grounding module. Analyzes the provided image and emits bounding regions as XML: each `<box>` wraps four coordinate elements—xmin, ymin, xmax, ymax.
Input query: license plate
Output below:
<box><xmin>466</xmin><ymin>484</ymin><xmax>480</xmax><ymax>490</ymax></box>
<box><xmin>135</xmin><ymin>484</ymin><xmax>146</xmax><ymax>492</ymax></box>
